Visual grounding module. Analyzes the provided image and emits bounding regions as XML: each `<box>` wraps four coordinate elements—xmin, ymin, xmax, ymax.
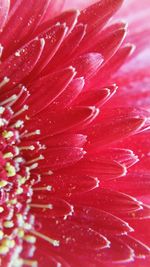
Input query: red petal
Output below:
<box><xmin>36</xmin><ymin>10</ymin><xmax>79</xmax><ymax>39</ymax></box>
<box><xmin>102</xmin><ymin>173</ymin><xmax>150</xmax><ymax>197</ymax></box>
<box><xmin>33</xmin><ymin>24</ymin><xmax>68</xmax><ymax>75</ymax></box>
<box><xmin>1</xmin><ymin>0</ymin><xmax>50</xmax><ymax>58</ymax></box>
<box><xmin>0</xmin><ymin>0</ymin><xmax>10</xmax><ymax>31</ymax></box>
<box><xmin>92</xmin><ymin>27</ymin><xmax>126</xmax><ymax>62</ymax></box>
<box><xmin>72</xmin><ymin>53</ymin><xmax>103</xmax><ymax>79</ymax></box>
<box><xmin>120</xmin><ymin>235</ymin><xmax>150</xmax><ymax>259</ymax></box>
<box><xmin>34</xmin><ymin>247</ymin><xmax>70</xmax><ymax>267</ymax></box>
<box><xmin>75</xmin><ymin>85</ymin><xmax>117</xmax><ymax>106</ymax></box>
<box><xmin>36</xmin><ymin>218</ymin><xmax>109</xmax><ymax>250</ymax></box>
<box><xmin>86</xmin><ymin>116</ymin><xmax>145</xmax><ymax>148</ymax></box>
<box><xmin>63</xmin><ymin>0</ymin><xmax>98</xmax><ymax>10</ymax></box>
<box><xmin>49</xmin><ymin>24</ymin><xmax>86</xmax><ymax>71</ymax></box>
<box><xmin>88</xmin><ymin>148</ymin><xmax>139</xmax><ymax>169</ymax></box>
<box><xmin>73</xmin><ymin>206</ymin><xmax>133</xmax><ymax>235</ymax></box>
<box><xmin>95</xmin><ymin>44</ymin><xmax>135</xmax><ymax>86</ymax></box>
<box><xmin>24</xmin><ymin>106</ymin><xmax>98</xmax><ymax>138</ymax></box>
<box><xmin>42</xmin><ymin>0</ymin><xmax>64</xmax><ymax>22</ymax></box>
<box><xmin>70</xmin><ymin>188</ymin><xmax>142</xmax><ymax>214</ymax></box>
<box><xmin>36</xmin><ymin>174</ymin><xmax>98</xmax><ymax>196</ymax></box>
<box><xmin>66</xmin><ymin>158</ymin><xmax>126</xmax><ymax>179</ymax></box>
<box><xmin>48</xmin><ymin>77</ymin><xmax>85</xmax><ymax>111</ymax></box>
<box><xmin>79</xmin><ymin>0</ymin><xmax>123</xmax><ymax>29</ymax></box>
<box><xmin>25</xmin><ymin>67</ymin><xmax>76</xmax><ymax>117</ymax></box>
<box><xmin>43</xmin><ymin>133</ymin><xmax>87</xmax><ymax>148</ymax></box>
<box><xmin>96</xmin><ymin>236</ymin><xmax>134</xmax><ymax>263</ymax></box>
<box><xmin>75</xmin><ymin>0</ymin><xmax>124</xmax><ymax>55</ymax></box>
<box><xmin>0</xmin><ymin>39</ymin><xmax>44</xmax><ymax>91</ymax></box>
<box><xmin>37</xmin><ymin>147</ymin><xmax>85</xmax><ymax>171</ymax></box>
<box><xmin>31</xmin><ymin>198</ymin><xmax>73</xmax><ymax>218</ymax></box>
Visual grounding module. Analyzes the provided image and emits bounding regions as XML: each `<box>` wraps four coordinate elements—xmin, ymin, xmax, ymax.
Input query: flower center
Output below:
<box><xmin>0</xmin><ymin>90</ymin><xmax>58</xmax><ymax>265</ymax></box>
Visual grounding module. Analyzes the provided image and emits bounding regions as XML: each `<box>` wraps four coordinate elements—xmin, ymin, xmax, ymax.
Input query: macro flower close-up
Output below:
<box><xmin>0</xmin><ymin>0</ymin><xmax>150</xmax><ymax>266</ymax></box>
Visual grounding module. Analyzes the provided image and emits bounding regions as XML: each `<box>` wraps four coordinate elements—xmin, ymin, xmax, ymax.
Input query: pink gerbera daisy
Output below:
<box><xmin>0</xmin><ymin>0</ymin><xmax>149</xmax><ymax>266</ymax></box>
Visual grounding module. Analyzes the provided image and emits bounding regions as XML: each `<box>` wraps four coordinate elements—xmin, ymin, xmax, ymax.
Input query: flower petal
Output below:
<box><xmin>73</xmin><ymin>206</ymin><xmax>133</xmax><ymax>235</ymax></box>
<box><xmin>1</xmin><ymin>0</ymin><xmax>50</xmax><ymax>58</ymax></box>
<box><xmin>0</xmin><ymin>0</ymin><xmax>10</xmax><ymax>31</ymax></box>
<box><xmin>24</xmin><ymin>106</ymin><xmax>98</xmax><ymax>138</ymax></box>
<box><xmin>0</xmin><ymin>38</ymin><xmax>44</xmax><ymax>91</ymax></box>
<box><xmin>37</xmin><ymin>147</ymin><xmax>85</xmax><ymax>171</ymax></box>
<box><xmin>25</xmin><ymin>67</ymin><xmax>76</xmax><ymax>117</ymax></box>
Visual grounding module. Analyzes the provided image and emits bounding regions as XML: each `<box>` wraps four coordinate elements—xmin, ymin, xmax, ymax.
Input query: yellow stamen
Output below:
<box><xmin>16</xmin><ymin>187</ymin><xmax>23</xmax><ymax>195</ymax></box>
<box><xmin>9</xmin><ymin>199</ymin><xmax>17</xmax><ymax>205</ymax></box>
<box><xmin>0</xmin><ymin>180</ymin><xmax>8</xmax><ymax>188</ymax></box>
<box><xmin>0</xmin><ymin>230</ymin><xmax>4</xmax><ymax>240</ymax></box>
<box><xmin>3</xmin><ymin>152</ymin><xmax>14</xmax><ymax>159</ymax></box>
<box><xmin>16</xmin><ymin>214</ymin><xmax>24</xmax><ymax>227</ymax></box>
<box><xmin>0</xmin><ymin>245</ymin><xmax>9</xmax><ymax>255</ymax></box>
<box><xmin>3</xmin><ymin>221</ymin><xmax>14</xmax><ymax>228</ymax></box>
<box><xmin>2</xmin><ymin>130</ymin><xmax>14</xmax><ymax>139</ymax></box>
<box><xmin>23</xmin><ymin>235</ymin><xmax>36</xmax><ymax>244</ymax></box>
<box><xmin>0</xmin><ymin>207</ymin><xmax>4</xmax><ymax>213</ymax></box>
<box><xmin>5</xmin><ymin>162</ymin><xmax>16</xmax><ymax>177</ymax></box>
<box><xmin>18</xmin><ymin>177</ymin><xmax>26</xmax><ymax>185</ymax></box>
<box><xmin>17</xmin><ymin>229</ymin><xmax>25</xmax><ymax>238</ymax></box>
<box><xmin>2</xmin><ymin>239</ymin><xmax>15</xmax><ymax>248</ymax></box>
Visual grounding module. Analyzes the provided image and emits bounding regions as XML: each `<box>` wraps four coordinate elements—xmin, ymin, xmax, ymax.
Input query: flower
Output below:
<box><xmin>0</xmin><ymin>0</ymin><xmax>150</xmax><ymax>266</ymax></box>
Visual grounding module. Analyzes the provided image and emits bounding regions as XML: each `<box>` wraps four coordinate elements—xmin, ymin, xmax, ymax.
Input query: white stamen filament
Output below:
<box><xmin>13</xmin><ymin>105</ymin><xmax>28</xmax><ymax>118</ymax></box>
<box><xmin>28</xmin><ymin>163</ymin><xmax>38</xmax><ymax>170</ymax></box>
<box><xmin>11</xmin><ymin>120</ymin><xmax>24</xmax><ymax>128</ymax></box>
<box><xmin>44</xmin><ymin>170</ymin><xmax>53</xmax><ymax>176</ymax></box>
<box><xmin>0</xmin><ymin>77</ymin><xmax>10</xmax><ymax>88</ymax></box>
<box><xmin>0</xmin><ymin>94</ymin><xmax>17</xmax><ymax>106</ymax></box>
<box><xmin>0</xmin><ymin>106</ymin><xmax>5</xmax><ymax>114</ymax></box>
<box><xmin>20</xmin><ymin>145</ymin><xmax>35</xmax><ymax>151</ymax></box>
<box><xmin>33</xmin><ymin>186</ymin><xmax>52</xmax><ymax>191</ymax></box>
<box><xmin>13</xmin><ymin>258</ymin><xmax>38</xmax><ymax>267</ymax></box>
<box><xmin>0</xmin><ymin>44</ymin><xmax>3</xmax><ymax>58</ymax></box>
<box><xmin>22</xmin><ymin>130</ymin><xmax>41</xmax><ymax>138</ymax></box>
<box><xmin>29</xmin><ymin>203</ymin><xmax>53</xmax><ymax>209</ymax></box>
<box><xmin>30</xmin><ymin>230</ymin><xmax>60</xmax><ymax>247</ymax></box>
<box><xmin>26</xmin><ymin>155</ymin><xmax>44</xmax><ymax>165</ymax></box>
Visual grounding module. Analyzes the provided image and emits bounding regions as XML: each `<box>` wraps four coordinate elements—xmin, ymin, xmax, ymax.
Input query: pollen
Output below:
<box><xmin>18</xmin><ymin>176</ymin><xmax>26</xmax><ymax>185</ymax></box>
<box><xmin>14</xmin><ymin>120</ymin><xmax>24</xmax><ymax>128</ymax></box>
<box><xmin>0</xmin><ymin>245</ymin><xmax>9</xmax><ymax>255</ymax></box>
<box><xmin>9</xmin><ymin>199</ymin><xmax>17</xmax><ymax>205</ymax></box>
<box><xmin>17</xmin><ymin>229</ymin><xmax>25</xmax><ymax>238</ymax></box>
<box><xmin>2</xmin><ymin>239</ymin><xmax>15</xmax><ymax>248</ymax></box>
<box><xmin>16</xmin><ymin>187</ymin><xmax>24</xmax><ymax>195</ymax></box>
<box><xmin>0</xmin><ymin>180</ymin><xmax>8</xmax><ymax>188</ymax></box>
<box><xmin>0</xmin><ymin>118</ymin><xmax>6</xmax><ymax>127</ymax></box>
<box><xmin>0</xmin><ymin>230</ymin><xmax>4</xmax><ymax>240</ymax></box>
<box><xmin>0</xmin><ymin>106</ymin><xmax>5</xmax><ymax>114</ymax></box>
<box><xmin>0</xmin><ymin>207</ymin><xmax>4</xmax><ymax>213</ymax></box>
<box><xmin>3</xmin><ymin>221</ymin><xmax>14</xmax><ymax>228</ymax></box>
<box><xmin>2</xmin><ymin>130</ymin><xmax>14</xmax><ymax>139</ymax></box>
<box><xmin>5</xmin><ymin>162</ymin><xmax>16</xmax><ymax>177</ymax></box>
<box><xmin>24</xmin><ymin>235</ymin><xmax>36</xmax><ymax>244</ymax></box>
<box><xmin>3</xmin><ymin>152</ymin><xmax>14</xmax><ymax>159</ymax></box>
